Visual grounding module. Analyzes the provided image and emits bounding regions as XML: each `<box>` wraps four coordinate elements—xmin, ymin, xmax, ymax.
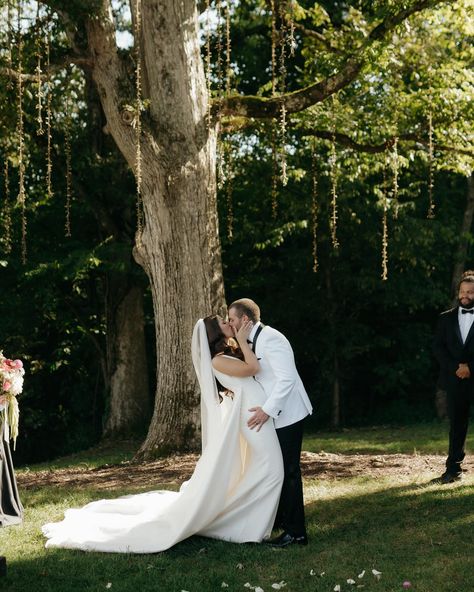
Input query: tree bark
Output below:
<box><xmin>79</xmin><ymin>0</ymin><xmax>225</xmax><ymax>456</ymax></box>
<box><xmin>103</xmin><ymin>279</ymin><xmax>150</xmax><ymax>437</ymax></box>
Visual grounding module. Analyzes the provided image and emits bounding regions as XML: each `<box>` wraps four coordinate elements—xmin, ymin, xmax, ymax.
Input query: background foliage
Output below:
<box><xmin>0</xmin><ymin>0</ymin><xmax>472</xmax><ymax>463</ymax></box>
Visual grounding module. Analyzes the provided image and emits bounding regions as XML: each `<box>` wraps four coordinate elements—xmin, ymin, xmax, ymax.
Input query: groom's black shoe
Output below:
<box><xmin>266</xmin><ymin>532</ymin><xmax>308</xmax><ymax>548</ymax></box>
<box><xmin>431</xmin><ymin>471</ymin><xmax>463</xmax><ymax>484</ymax></box>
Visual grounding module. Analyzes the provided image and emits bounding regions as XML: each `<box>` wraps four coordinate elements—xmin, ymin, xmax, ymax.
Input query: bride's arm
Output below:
<box><xmin>212</xmin><ymin>320</ymin><xmax>260</xmax><ymax>377</ymax></box>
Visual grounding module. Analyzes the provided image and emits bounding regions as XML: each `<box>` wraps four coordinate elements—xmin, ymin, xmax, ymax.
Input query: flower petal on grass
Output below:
<box><xmin>106</xmin><ymin>585</ymin><xmax>112</xmax><ymax>590</ymax></box>
<box><xmin>402</xmin><ymin>582</ymin><xmax>412</xmax><ymax>589</ymax></box>
<box><xmin>334</xmin><ymin>585</ymin><xmax>341</xmax><ymax>592</ymax></box>
<box><xmin>371</xmin><ymin>569</ymin><xmax>382</xmax><ymax>581</ymax></box>
<box><xmin>347</xmin><ymin>579</ymin><xmax>356</xmax><ymax>585</ymax></box>
<box><xmin>255</xmin><ymin>588</ymin><xmax>264</xmax><ymax>592</ymax></box>
<box><xmin>358</xmin><ymin>570</ymin><xmax>365</xmax><ymax>579</ymax></box>
<box><xmin>236</xmin><ymin>563</ymin><xmax>244</xmax><ymax>570</ymax></box>
<box><xmin>221</xmin><ymin>583</ymin><xmax>229</xmax><ymax>588</ymax></box>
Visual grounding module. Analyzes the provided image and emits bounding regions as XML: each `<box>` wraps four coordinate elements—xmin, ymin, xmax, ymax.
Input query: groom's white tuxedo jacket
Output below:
<box><xmin>250</xmin><ymin>323</ymin><xmax>313</xmax><ymax>429</ymax></box>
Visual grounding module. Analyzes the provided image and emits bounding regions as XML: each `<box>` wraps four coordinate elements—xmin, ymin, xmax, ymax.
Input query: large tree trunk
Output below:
<box><xmin>82</xmin><ymin>0</ymin><xmax>225</xmax><ymax>456</ymax></box>
<box><xmin>103</xmin><ymin>277</ymin><xmax>150</xmax><ymax>437</ymax></box>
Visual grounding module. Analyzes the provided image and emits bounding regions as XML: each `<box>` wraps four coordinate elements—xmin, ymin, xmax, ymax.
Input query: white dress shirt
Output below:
<box><xmin>458</xmin><ymin>307</ymin><xmax>474</xmax><ymax>343</ymax></box>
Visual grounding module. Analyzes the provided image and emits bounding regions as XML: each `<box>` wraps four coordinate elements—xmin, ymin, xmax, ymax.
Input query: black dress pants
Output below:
<box><xmin>275</xmin><ymin>417</ymin><xmax>306</xmax><ymax>537</ymax></box>
<box><xmin>446</xmin><ymin>379</ymin><xmax>473</xmax><ymax>474</ymax></box>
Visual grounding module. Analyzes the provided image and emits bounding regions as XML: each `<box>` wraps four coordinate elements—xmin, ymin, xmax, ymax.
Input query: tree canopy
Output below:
<box><xmin>0</xmin><ymin>0</ymin><xmax>472</xmax><ymax>462</ymax></box>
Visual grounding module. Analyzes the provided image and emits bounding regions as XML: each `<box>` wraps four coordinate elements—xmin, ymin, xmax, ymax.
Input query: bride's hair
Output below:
<box><xmin>203</xmin><ymin>316</ymin><xmax>243</xmax><ymax>360</ymax></box>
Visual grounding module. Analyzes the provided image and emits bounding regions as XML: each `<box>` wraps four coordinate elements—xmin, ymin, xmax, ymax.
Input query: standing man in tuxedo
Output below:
<box><xmin>433</xmin><ymin>274</ymin><xmax>474</xmax><ymax>483</ymax></box>
<box><xmin>227</xmin><ymin>298</ymin><xmax>313</xmax><ymax>547</ymax></box>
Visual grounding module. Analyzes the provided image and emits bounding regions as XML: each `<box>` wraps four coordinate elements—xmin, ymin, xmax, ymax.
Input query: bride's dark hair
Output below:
<box><xmin>203</xmin><ymin>316</ymin><xmax>243</xmax><ymax>360</ymax></box>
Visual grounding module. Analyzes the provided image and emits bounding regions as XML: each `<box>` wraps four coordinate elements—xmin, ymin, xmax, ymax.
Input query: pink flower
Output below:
<box><xmin>12</xmin><ymin>359</ymin><xmax>23</xmax><ymax>369</ymax></box>
<box><xmin>3</xmin><ymin>380</ymin><xmax>12</xmax><ymax>392</ymax></box>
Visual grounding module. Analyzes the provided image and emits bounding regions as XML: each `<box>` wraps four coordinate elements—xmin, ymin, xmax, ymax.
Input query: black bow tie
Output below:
<box><xmin>461</xmin><ymin>308</ymin><xmax>474</xmax><ymax>314</ymax></box>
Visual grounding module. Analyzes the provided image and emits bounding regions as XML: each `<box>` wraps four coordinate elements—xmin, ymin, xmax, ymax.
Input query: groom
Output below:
<box><xmin>228</xmin><ymin>298</ymin><xmax>313</xmax><ymax>547</ymax></box>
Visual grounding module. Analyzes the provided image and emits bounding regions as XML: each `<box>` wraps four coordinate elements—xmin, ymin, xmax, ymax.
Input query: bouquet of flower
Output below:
<box><xmin>0</xmin><ymin>351</ymin><xmax>24</xmax><ymax>449</ymax></box>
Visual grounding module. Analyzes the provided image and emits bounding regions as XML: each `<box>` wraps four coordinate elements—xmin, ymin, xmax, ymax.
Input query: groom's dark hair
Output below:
<box><xmin>228</xmin><ymin>298</ymin><xmax>260</xmax><ymax>323</ymax></box>
<box><xmin>459</xmin><ymin>271</ymin><xmax>474</xmax><ymax>289</ymax></box>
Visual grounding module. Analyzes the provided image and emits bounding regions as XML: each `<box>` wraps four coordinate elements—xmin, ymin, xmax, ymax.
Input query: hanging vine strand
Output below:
<box><xmin>35</xmin><ymin>2</ymin><xmax>44</xmax><ymax>136</ymax></box>
<box><xmin>7</xmin><ymin>0</ymin><xmax>14</xmax><ymax>90</ymax></box>
<box><xmin>225</xmin><ymin>0</ymin><xmax>232</xmax><ymax>96</ymax></box>
<box><xmin>381</xmin><ymin>155</ymin><xmax>389</xmax><ymax>281</ymax></box>
<box><xmin>271</xmin><ymin>124</ymin><xmax>278</xmax><ymax>218</ymax></box>
<box><xmin>270</xmin><ymin>0</ymin><xmax>277</xmax><ymax>97</ymax></box>
<box><xmin>329</xmin><ymin>97</ymin><xmax>339</xmax><ymax>249</ymax></box>
<box><xmin>278</xmin><ymin>4</ymin><xmax>288</xmax><ymax>186</ymax></box>
<box><xmin>311</xmin><ymin>139</ymin><xmax>319</xmax><ymax>273</ymax></box>
<box><xmin>16</xmin><ymin>1</ymin><xmax>27</xmax><ymax>263</ymax></box>
<box><xmin>225</xmin><ymin>141</ymin><xmax>234</xmax><ymax>240</ymax></box>
<box><xmin>64</xmin><ymin>96</ymin><xmax>73</xmax><ymax>237</ymax></box>
<box><xmin>216</xmin><ymin>0</ymin><xmax>224</xmax><ymax>99</ymax></box>
<box><xmin>427</xmin><ymin>100</ymin><xmax>435</xmax><ymax>219</ymax></box>
<box><xmin>205</xmin><ymin>0</ymin><xmax>212</xmax><ymax>128</ymax></box>
<box><xmin>134</xmin><ymin>0</ymin><xmax>144</xmax><ymax>241</ymax></box>
<box><xmin>2</xmin><ymin>160</ymin><xmax>12</xmax><ymax>255</ymax></box>
<box><xmin>391</xmin><ymin>135</ymin><xmax>399</xmax><ymax>219</ymax></box>
<box><xmin>45</xmin><ymin>17</ymin><xmax>53</xmax><ymax>200</ymax></box>
<box><xmin>287</xmin><ymin>0</ymin><xmax>296</xmax><ymax>57</ymax></box>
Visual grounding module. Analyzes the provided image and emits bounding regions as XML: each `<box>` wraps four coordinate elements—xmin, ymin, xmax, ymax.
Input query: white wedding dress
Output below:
<box><xmin>42</xmin><ymin>320</ymin><xmax>284</xmax><ymax>553</ymax></box>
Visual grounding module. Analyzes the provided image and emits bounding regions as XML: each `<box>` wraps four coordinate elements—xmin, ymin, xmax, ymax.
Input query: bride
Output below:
<box><xmin>42</xmin><ymin>316</ymin><xmax>284</xmax><ymax>553</ymax></box>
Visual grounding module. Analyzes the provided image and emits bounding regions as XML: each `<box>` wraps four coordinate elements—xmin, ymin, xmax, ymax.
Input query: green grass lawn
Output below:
<box><xmin>304</xmin><ymin>420</ymin><xmax>474</xmax><ymax>455</ymax></box>
<box><xmin>2</xmin><ymin>423</ymin><xmax>473</xmax><ymax>592</ymax></box>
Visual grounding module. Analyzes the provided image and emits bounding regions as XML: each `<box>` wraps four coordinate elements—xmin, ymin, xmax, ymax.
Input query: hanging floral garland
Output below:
<box><xmin>381</xmin><ymin>153</ymin><xmax>389</xmax><ymax>281</ymax></box>
<box><xmin>64</xmin><ymin>95</ymin><xmax>73</xmax><ymax>237</ymax></box>
<box><xmin>16</xmin><ymin>1</ymin><xmax>27</xmax><ymax>263</ymax></box>
<box><xmin>329</xmin><ymin>97</ymin><xmax>339</xmax><ymax>249</ymax></box>
<box><xmin>35</xmin><ymin>2</ymin><xmax>44</xmax><ymax>136</ymax></box>
<box><xmin>134</xmin><ymin>0</ymin><xmax>144</xmax><ymax>242</ymax></box>
<box><xmin>311</xmin><ymin>139</ymin><xmax>319</xmax><ymax>273</ymax></box>
<box><xmin>45</xmin><ymin>15</ymin><xmax>53</xmax><ymax>200</ymax></box>
<box><xmin>427</xmin><ymin>94</ymin><xmax>435</xmax><ymax>219</ymax></box>
<box><xmin>2</xmin><ymin>160</ymin><xmax>12</xmax><ymax>255</ymax></box>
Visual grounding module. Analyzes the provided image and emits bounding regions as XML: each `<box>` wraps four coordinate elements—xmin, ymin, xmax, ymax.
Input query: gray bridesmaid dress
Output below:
<box><xmin>0</xmin><ymin>419</ymin><xmax>23</xmax><ymax>527</ymax></box>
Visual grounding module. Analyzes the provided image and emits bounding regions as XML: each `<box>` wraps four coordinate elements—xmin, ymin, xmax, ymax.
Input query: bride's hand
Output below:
<box><xmin>235</xmin><ymin>320</ymin><xmax>254</xmax><ymax>344</ymax></box>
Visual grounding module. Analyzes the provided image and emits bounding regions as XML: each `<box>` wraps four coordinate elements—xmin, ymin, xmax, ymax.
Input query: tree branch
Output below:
<box><xmin>302</xmin><ymin>129</ymin><xmax>474</xmax><ymax>157</ymax></box>
<box><xmin>218</xmin><ymin>0</ymin><xmax>455</xmax><ymax>119</ymax></box>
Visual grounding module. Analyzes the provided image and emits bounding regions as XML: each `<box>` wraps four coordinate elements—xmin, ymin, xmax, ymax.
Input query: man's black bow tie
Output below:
<box><xmin>461</xmin><ymin>308</ymin><xmax>474</xmax><ymax>314</ymax></box>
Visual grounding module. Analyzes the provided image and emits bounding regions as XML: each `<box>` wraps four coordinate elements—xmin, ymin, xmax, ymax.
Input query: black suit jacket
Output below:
<box><xmin>433</xmin><ymin>307</ymin><xmax>474</xmax><ymax>391</ymax></box>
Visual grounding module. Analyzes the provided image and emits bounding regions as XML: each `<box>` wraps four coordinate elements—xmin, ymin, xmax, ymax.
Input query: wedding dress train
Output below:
<box><xmin>42</xmin><ymin>322</ymin><xmax>284</xmax><ymax>553</ymax></box>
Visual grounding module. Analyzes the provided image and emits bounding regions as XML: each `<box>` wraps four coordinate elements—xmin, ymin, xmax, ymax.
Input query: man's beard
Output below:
<box><xmin>459</xmin><ymin>298</ymin><xmax>474</xmax><ymax>309</ymax></box>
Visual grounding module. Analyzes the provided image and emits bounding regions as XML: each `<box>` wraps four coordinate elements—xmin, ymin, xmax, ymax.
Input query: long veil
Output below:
<box><xmin>191</xmin><ymin>319</ymin><xmax>222</xmax><ymax>451</ymax></box>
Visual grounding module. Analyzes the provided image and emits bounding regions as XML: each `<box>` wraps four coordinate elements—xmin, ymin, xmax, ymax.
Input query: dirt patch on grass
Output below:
<box><xmin>17</xmin><ymin>452</ymin><xmax>473</xmax><ymax>491</ymax></box>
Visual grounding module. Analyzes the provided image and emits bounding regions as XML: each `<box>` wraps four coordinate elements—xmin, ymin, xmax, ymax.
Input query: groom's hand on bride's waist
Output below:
<box><xmin>248</xmin><ymin>407</ymin><xmax>270</xmax><ymax>431</ymax></box>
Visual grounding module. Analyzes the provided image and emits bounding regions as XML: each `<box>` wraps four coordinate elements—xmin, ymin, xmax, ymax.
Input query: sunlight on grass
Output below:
<box><xmin>304</xmin><ymin>422</ymin><xmax>474</xmax><ymax>455</ymax></box>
